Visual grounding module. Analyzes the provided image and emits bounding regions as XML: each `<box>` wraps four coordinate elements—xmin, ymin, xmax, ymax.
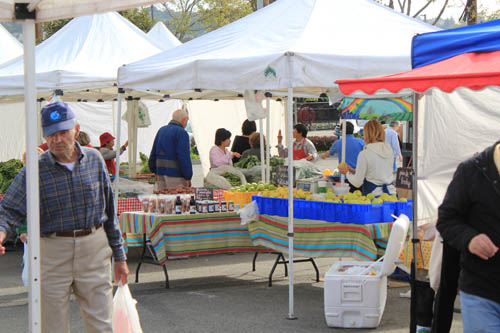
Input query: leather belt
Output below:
<box><xmin>55</xmin><ymin>224</ymin><xmax>102</xmax><ymax>238</ymax></box>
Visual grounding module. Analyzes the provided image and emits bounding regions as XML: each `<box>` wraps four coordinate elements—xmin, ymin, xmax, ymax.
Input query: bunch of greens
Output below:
<box><xmin>270</xmin><ymin>157</ymin><xmax>284</xmax><ymax>171</ymax></box>
<box><xmin>138</xmin><ymin>152</ymin><xmax>151</xmax><ymax>174</ymax></box>
<box><xmin>234</xmin><ymin>155</ymin><xmax>260</xmax><ymax>169</ymax></box>
<box><xmin>221</xmin><ymin>172</ymin><xmax>242</xmax><ymax>187</ymax></box>
<box><xmin>0</xmin><ymin>159</ymin><xmax>23</xmax><ymax>193</ymax></box>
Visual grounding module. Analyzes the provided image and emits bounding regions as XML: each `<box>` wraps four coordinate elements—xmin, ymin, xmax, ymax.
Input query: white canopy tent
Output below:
<box><xmin>147</xmin><ymin>21</ymin><xmax>181</xmax><ymax>51</ymax></box>
<box><xmin>0</xmin><ymin>11</ymin><xmax>163</xmax><ymax>102</ymax></box>
<box><xmin>0</xmin><ymin>1</ymin><xmax>165</xmax><ymax>331</ymax></box>
<box><xmin>0</xmin><ymin>22</ymin><xmax>22</xmax><ymax>64</ymax></box>
<box><xmin>117</xmin><ymin>0</ymin><xmax>438</xmax><ymax>318</ymax></box>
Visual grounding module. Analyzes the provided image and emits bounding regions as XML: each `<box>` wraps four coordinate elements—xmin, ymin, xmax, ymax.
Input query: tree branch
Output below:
<box><xmin>432</xmin><ymin>0</ymin><xmax>449</xmax><ymax>25</ymax></box>
<box><xmin>413</xmin><ymin>0</ymin><xmax>433</xmax><ymax>18</ymax></box>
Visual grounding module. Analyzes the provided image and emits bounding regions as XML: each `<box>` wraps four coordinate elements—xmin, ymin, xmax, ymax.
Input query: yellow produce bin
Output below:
<box><xmin>223</xmin><ymin>191</ymin><xmax>258</xmax><ymax>208</ymax></box>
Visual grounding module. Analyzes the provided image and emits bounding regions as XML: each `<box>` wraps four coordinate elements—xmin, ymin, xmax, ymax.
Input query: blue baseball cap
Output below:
<box><xmin>41</xmin><ymin>101</ymin><xmax>75</xmax><ymax>137</ymax></box>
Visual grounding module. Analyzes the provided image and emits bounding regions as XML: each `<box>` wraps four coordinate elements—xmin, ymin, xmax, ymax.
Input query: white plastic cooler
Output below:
<box><xmin>324</xmin><ymin>214</ymin><xmax>410</xmax><ymax>328</ymax></box>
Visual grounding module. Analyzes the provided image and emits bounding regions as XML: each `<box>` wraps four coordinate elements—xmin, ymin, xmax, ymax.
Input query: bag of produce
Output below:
<box><xmin>204</xmin><ymin>165</ymin><xmax>247</xmax><ymax>190</ymax></box>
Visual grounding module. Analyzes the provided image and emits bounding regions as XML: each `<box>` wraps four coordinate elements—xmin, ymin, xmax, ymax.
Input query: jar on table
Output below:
<box><xmin>208</xmin><ymin>201</ymin><xmax>215</xmax><ymax>213</ymax></box>
<box><xmin>228</xmin><ymin>200</ymin><xmax>235</xmax><ymax>212</ymax></box>
<box><xmin>201</xmin><ymin>201</ymin><xmax>209</xmax><ymax>214</ymax></box>
<box><xmin>220</xmin><ymin>200</ymin><xmax>227</xmax><ymax>212</ymax></box>
<box><xmin>214</xmin><ymin>200</ymin><xmax>220</xmax><ymax>213</ymax></box>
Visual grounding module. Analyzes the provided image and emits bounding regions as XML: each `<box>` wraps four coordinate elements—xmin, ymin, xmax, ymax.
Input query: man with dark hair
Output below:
<box><xmin>437</xmin><ymin>141</ymin><xmax>500</xmax><ymax>332</ymax></box>
<box><xmin>231</xmin><ymin>119</ymin><xmax>257</xmax><ymax>164</ymax></box>
<box><xmin>149</xmin><ymin>108</ymin><xmax>193</xmax><ymax>189</ymax></box>
<box><xmin>321</xmin><ymin>121</ymin><xmax>365</xmax><ymax>191</ymax></box>
<box><xmin>277</xmin><ymin>123</ymin><xmax>318</xmax><ymax>161</ymax></box>
<box><xmin>0</xmin><ymin>101</ymin><xmax>129</xmax><ymax>332</ymax></box>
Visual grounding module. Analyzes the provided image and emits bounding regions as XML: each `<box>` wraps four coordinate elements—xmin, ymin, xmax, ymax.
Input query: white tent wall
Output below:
<box><xmin>0</xmin><ymin>100</ymin><xmax>182</xmax><ymax>162</ymax></box>
<box><xmin>189</xmin><ymin>99</ymin><xmax>285</xmax><ymax>176</ymax></box>
<box><xmin>416</xmin><ymin>87</ymin><xmax>500</xmax><ymax>226</ymax></box>
<box><xmin>147</xmin><ymin>21</ymin><xmax>182</xmax><ymax>51</ymax></box>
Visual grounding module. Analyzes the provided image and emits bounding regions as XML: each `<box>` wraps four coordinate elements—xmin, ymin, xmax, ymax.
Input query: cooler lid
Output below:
<box><xmin>381</xmin><ymin>214</ymin><xmax>410</xmax><ymax>276</ymax></box>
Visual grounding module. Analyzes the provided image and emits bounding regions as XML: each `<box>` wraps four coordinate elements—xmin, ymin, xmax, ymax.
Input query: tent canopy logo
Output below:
<box><xmin>264</xmin><ymin>66</ymin><xmax>277</xmax><ymax>80</ymax></box>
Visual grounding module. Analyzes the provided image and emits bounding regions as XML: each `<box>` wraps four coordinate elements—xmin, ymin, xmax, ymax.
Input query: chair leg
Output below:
<box><xmin>310</xmin><ymin>258</ymin><xmax>320</xmax><ymax>282</ymax></box>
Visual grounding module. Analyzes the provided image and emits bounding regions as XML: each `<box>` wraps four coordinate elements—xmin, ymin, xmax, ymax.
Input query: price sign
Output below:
<box><xmin>396</xmin><ymin>167</ymin><xmax>413</xmax><ymax>190</ymax></box>
<box><xmin>195</xmin><ymin>188</ymin><xmax>214</xmax><ymax>201</ymax></box>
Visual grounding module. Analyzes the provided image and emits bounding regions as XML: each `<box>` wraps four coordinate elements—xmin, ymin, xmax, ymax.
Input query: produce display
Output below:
<box><xmin>153</xmin><ymin>185</ymin><xmax>194</xmax><ymax>195</ymax></box>
<box><xmin>228</xmin><ymin>181</ymin><xmax>276</xmax><ymax>192</ymax></box>
<box><xmin>0</xmin><ymin>159</ymin><xmax>23</xmax><ymax>193</ymax></box>
<box><xmin>269</xmin><ymin>157</ymin><xmax>284</xmax><ymax>170</ymax></box>
<box><xmin>234</xmin><ymin>155</ymin><xmax>260</xmax><ymax>168</ymax></box>
<box><xmin>221</xmin><ymin>172</ymin><xmax>243</xmax><ymax>187</ymax></box>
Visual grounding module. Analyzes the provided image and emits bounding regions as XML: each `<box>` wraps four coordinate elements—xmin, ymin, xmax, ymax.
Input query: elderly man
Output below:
<box><xmin>0</xmin><ymin>101</ymin><xmax>129</xmax><ymax>333</ymax></box>
<box><xmin>149</xmin><ymin>108</ymin><xmax>193</xmax><ymax>189</ymax></box>
<box><xmin>385</xmin><ymin>121</ymin><xmax>402</xmax><ymax>171</ymax></box>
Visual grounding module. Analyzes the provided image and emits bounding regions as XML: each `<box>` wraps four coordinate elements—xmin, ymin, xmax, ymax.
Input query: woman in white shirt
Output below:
<box><xmin>338</xmin><ymin>119</ymin><xmax>396</xmax><ymax>196</ymax></box>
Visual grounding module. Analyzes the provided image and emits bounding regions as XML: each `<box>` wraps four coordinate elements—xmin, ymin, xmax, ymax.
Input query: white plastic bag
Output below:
<box><xmin>21</xmin><ymin>243</ymin><xmax>28</xmax><ymax>286</ymax></box>
<box><xmin>238</xmin><ymin>200</ymin><xmax>259</xmax><ymax>225</ymax></box>
<box><xmin>204</xmin><ymin>165</ymin><xmax>247</xmax><ymax>190</ymax></box>
<box><xmin>244</xmin><ymin>90</ymin><xmax>267</xmax><ymax>121</ymax></box>
<box><xmin>112</xmin><ymin>282</ymin><xmax>143</xmax><ymax>333</ymax></box>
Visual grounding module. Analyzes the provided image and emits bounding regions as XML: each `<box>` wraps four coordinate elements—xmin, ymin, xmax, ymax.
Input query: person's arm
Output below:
<box><xmin>119</xmin><ymin>141</ymin><xmax>128</xmax><ymax>155</ymax></box>
<box><xmin>99</xmin><ymin>156</ymin><xmax>127</xmax><ymax>264</ymax></box>
<box><xmin>304</xmin><ymin>139</ymin><xmax>319</xmax><ymax>161</ymax></box>
<box><xmin>177</xmin><ymin>132</ymin><xmax>193</xmax><ymax>180</ymax></box>
<box><xmin>99</xmin><ymin>147</ymin><xmax>116</xmax><ymax>160</ymax></box>
<box><xmin>276</xmin><ymin>130</ymin><xmax>288</xmax><ymax>158</ymax></box>
<box><xmin>209</xmin><ymin>147</ymin><xmax>220</xmax><ymax>169</ymax></box>
<box><xmin>0</xmin><ymin>168</ymin><xmax>28</xmax><ymax>255</ymax></box>
<box><xmin>436</xmin><ymin>163</ymin><xmax>494</xmax><ymax>258</ymax></box>
<box><xmin>345</xmin><ymin>152</ymin><xmax>367</xmax><ymax>188</ymax></box>
<box><xmin>148</xmin><ymin>135</ymin><xmax>158</xmax><ymax>174</ymax></box>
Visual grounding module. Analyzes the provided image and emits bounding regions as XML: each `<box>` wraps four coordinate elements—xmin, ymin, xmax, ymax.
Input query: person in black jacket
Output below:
<box><xmin>231</xmin><ymin>119</ymin><xmax>256</xmax><ymax>164</ymax></box>
<box><xmin>437</xmin><ymin>141</ymin><xmax>500</xmax><ymax>332</ymax></box>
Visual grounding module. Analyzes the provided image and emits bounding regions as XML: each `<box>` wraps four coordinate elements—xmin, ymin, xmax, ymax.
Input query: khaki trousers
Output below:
<box><xmin>40</xmin><ymin>227</ymin><xmax>113</xmax><ymax>333</ymax></box>
<box><xmin>155</xmin><ymin>175</ymin><xmax>186</xmax><ymax>190</ymax></box>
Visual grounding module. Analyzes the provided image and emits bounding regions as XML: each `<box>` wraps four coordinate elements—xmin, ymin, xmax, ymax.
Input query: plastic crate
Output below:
<box><xmin>346</xmin><ymin>203</ymin><xmax>372</xmax><ymax>224</ymax></box>
<box><xmin>381</xmin><ymin>202</ymin><xmax>397</xmax><ymax>222</ymax></box>
<box><xmin>369</xmin><ymin>204</ymin><xmax>383</xmax><ymax>223</ymax></box>
<box><xmin>395</xmin><ymin>200</ymin><xmax>413</xmax><ymax>220</ymax></box>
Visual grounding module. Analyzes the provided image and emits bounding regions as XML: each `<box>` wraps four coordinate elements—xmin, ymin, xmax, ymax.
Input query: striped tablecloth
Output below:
<box><xmin>120</xmin><ymin>212</ymin><xmax>267</xmax><ymax>264</ymax></box>
<box><xmin>248</xmin><ymin>215</ymin><xmax>393</xmax><ymax>261</ymax></box>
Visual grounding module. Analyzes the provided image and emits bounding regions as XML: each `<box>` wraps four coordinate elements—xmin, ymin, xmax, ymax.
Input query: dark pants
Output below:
<box><xmin>347</xmin><ymin>180</ymin><xmax>361</xmax><ymax>193</ymax></box>
<box><xmin>431</xmin><ymin>242</ymin><xmax>460</xmax><ymax>333</ymax></box>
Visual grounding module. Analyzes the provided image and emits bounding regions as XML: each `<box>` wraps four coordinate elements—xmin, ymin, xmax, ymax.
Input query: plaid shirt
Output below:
<box><xmin>0</xmin><ymin>144</ymin><xmax>126</xmax><ymax>261</ymax></box>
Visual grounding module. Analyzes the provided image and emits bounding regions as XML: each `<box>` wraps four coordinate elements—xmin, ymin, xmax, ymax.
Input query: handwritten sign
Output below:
<box><xmin>273</xmin><ymin>165</ymin><xmax>296</xmax><ymax>187</ymax></box>
<box><xmin>195</xmin><ymin>188</ymin><xmax>214</xmax><ymax>201</ymax></box>
<box><xmin>396</xmin><ymin>167</ymin><xmax>413</xmax><ymax>190</ymax></box>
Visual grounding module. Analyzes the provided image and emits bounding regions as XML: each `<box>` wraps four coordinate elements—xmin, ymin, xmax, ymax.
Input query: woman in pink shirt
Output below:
<box><xmin>210</xmin><ymin>128</ymin><xmax>241</xmax><ymax>169</ymax></box>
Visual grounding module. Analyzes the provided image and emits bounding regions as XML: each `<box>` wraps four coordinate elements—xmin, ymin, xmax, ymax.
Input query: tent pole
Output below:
<box><xmin>410</xmin><ymin>92</ymin><xmax>420</xmax><ymax>333</ymax></box>
<box><xmin>259</xmin><ymin>119</ymin><xmax>265</xmax><ymax>181</ymax></box>
<box><xmin>341</xmin><ymin>118</ymin><xmax>347</xmax><ymax>184</ymax></box>
<box><xmin>266</xmin><ymin>94</ymin><xmax>271</xmax><ymax>183</ymax></box>
<box><xmin>23</xmin><ymin>19</ymin><xmax>42</xmax><ymax>333</ymax></box>
<box><xmin>287</xmin><ymin>86</ymin><xmax>296</xmax><ymax>320</ymax></box>
<box><xmin>114</xmin><ymin>89</ymin><xmax>124</xmax><ymax>216</ymax></box>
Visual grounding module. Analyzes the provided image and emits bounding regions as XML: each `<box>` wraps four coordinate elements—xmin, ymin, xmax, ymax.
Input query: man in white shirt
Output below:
<box><xmin>385</xmin><ymin>121</ymin><xmax>402</xmax><ymax>171</ymax></box>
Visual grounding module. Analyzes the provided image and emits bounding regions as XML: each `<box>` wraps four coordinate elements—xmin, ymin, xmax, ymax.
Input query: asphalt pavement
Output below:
<box><xmin>0</xmin><ymin>245</ymin><xmax>464</xmax><ymax>332</ymax></box>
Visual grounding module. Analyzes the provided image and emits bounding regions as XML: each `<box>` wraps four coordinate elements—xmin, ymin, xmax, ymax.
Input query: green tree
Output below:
<box><xmin>159</xmin><ymin>0</ymin><xmax>255</xmax><ymax>42</ymax></box>
<box><xmin>120</xmin><ymin>8</ymin><xmax>155</xmax><ymax>32</ymax></box>
<box><xmin>42</xmin><ymin>19</ymin><xmax>70</xmax><ymax>40</ymax></box>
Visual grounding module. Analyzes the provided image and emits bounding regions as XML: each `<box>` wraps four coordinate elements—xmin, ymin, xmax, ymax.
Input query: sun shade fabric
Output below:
<box><xmin>412</xmin><ymin>18</ymin><xmax>500</xmax><ymax>69</ymax></box>
<box><xmin>118</xmin><ymin>0</ymin><xmax>437</xmax><ymax>94</ymax></box>
<box><xmin>336</xmin><ymin>50</ymin><xmax>500</xmax><ymax>95</ymax></box>
<box><xmin>147</xmin><ymin>21</ymin><xmax>181</xmax><ymax>51</ymax></box>
<box><xmin>0</xmin><ymin>11</ymin><xmax>162</xmax><ymax>96</ymax></box>
<box><xmin>0</xmin><ymin>0</ymin><xmax>163</xmax><ymax>22</ymax></box>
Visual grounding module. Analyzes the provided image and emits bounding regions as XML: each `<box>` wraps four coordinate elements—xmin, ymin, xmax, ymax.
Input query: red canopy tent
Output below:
<box><xmin>336</xmin><ymin>50</ymin><xmax>500</xmax><ymax>95</ymax></box>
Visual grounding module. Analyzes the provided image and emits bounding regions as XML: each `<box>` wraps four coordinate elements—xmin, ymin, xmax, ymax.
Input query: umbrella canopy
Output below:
<box><xmin>0</xmin><ymin>23</ymin><xmax>22</xmax><ymax>64</ymax></box>
<box><xmin>337</xmin><ymin>50</ymin><xmax>500</xmax><ymax>95</ymax></box>
<box><xmin>118</xmin><ymin>0</ymin><xmax>437</xmax><ymax>98</ymax></box>
<box><xmin>147</xmin><ymin>21</ymin><xmax>181</xmax><ymax>51</ymax></box>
